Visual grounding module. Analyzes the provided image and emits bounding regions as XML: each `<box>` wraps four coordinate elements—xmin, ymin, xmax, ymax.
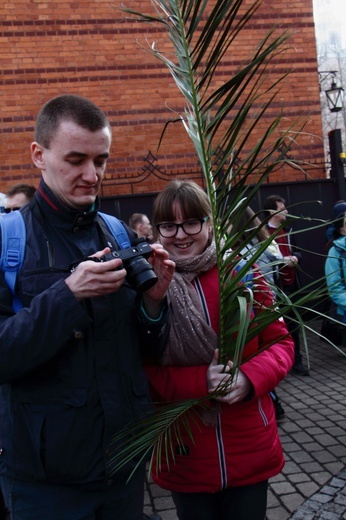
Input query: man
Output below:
<box><xmin>0</xmin><ymin>95</ymin><xmax>174</xmax><ymax>520</ymax></box>
<box><xmin>4</xmin><ymin>183</ymin><xmax>36</xmax><ymax>212</ymax></box>
<box><xmin>263</xmin><ymin>194</ymin><xmax>309</xmax><ymax>376</ymax></box>
<box><xmin>129</xmin><ymin>213</ymin><xmax>154</xmax><ymax>243</ymax></box>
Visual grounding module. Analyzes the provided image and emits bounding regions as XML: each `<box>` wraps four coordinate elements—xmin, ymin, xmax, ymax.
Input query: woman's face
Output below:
<box><xmin>158</xmin><ymin>202</ymin><xmax>210</xmax><ymax>259</ymax></box>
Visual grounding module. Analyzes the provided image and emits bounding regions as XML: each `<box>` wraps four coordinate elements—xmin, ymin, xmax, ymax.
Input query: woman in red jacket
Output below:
<box><xmin>146</xmin><ymin>180</ymin><xmax>294</xmax><ymax>520</ymax></box>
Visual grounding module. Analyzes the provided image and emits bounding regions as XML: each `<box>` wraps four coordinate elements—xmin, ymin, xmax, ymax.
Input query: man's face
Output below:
<box><xmin>31</xmin><ymin>120</ymin><xmax>111</xmax><ymax>210</ymax></box>
<box><xmin>274</xmin><ymin>201</ymin><xmax>288</xmax><ymax>222</ymax></box>
<box><xmin>140</xmin><ymin>216</ymin><xmax>153</xmax><ymax>241</ymax></box>
<box><xmin>5</xmin><ymin>192</ymin><xmax>30</xmax><ymax>210</ymax></box>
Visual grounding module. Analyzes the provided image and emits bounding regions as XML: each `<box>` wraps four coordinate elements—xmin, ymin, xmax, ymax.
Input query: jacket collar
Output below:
<box><xmin>35</xmin><ymin>179</ymin><xmax>100</xmax><ymax>232</ymax></box>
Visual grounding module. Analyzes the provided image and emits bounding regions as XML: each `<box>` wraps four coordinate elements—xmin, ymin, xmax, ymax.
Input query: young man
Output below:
<box><xmin>0</xmin><ymin>94</ymin><xmax>174</xmax><ymax>520</ymax></box>
<box><xmin>129</xmin><ymin>213</ymin><xmax>154</xmax><ymax>243</ymax></box>
<box><xmin>263</xmin><ymin>194</ymin><xmax>309</xmax><ymax>376</ymax></box>
<box><xmin>4</xmin><ymin>183</ymin><xmax>36</xmax><ymax>212</ymax></box>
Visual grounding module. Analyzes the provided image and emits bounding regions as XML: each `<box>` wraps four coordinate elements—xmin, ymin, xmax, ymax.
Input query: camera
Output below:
<box><xmin>102</xmin><ymin>238</ymin><xmax>158</xmax><ymax>292</ymax></box>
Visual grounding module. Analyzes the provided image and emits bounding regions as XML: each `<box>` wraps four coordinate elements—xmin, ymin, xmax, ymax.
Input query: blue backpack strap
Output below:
<box><xmin>0</xmin><ymin>211</ymin><xmax>26</xmax><ymax>312</ymax></box>
<box><xmin>98</xmin><ymin>212</ymin><xmax>131</xmax><ymax>250</ymax></box>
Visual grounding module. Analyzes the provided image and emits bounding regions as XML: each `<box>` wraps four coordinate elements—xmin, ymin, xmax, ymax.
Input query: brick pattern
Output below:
<box><xmin>0</xmin><ymin>0</ymin><xmax>324</xmax><ymax>195</ymax></box>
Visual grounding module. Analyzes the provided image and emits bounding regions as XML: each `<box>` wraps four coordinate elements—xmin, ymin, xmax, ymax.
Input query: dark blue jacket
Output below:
<box><xmin>0</xmin><ymin>180</ymin><xmax>169</xmax><ymax>486</ymax></box>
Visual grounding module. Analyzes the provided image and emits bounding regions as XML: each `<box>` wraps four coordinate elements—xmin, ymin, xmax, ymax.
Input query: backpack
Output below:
<box><xmin>0</xmin><ymin>210</ymin><xmax>131</xmax><ymax>312</ymax></box>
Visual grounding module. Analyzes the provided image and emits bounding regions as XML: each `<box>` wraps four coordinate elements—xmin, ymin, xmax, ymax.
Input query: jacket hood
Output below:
<box><xmin>333</xmin><ymin>235</ymin><xmax>346</xmax><ymax>252</ymax></box>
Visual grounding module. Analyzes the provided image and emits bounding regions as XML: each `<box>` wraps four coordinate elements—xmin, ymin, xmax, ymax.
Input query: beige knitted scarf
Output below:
<box><xmin>161</xmin><ymin>240</ymin><xmax>219</xmax><ymax>366</ymax></box>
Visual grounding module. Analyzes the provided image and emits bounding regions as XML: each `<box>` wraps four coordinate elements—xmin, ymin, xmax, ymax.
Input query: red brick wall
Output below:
<box><xmin>0</xmin><ymin>0</ymin><xmax>324</xmax><ymax>196</ymax></box>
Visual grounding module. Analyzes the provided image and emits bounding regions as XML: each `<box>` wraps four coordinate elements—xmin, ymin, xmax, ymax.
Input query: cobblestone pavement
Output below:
<box><xmin>143</xmin><ymin>319</ymin><xmax>346</xmax><ymax>520</ymax></box>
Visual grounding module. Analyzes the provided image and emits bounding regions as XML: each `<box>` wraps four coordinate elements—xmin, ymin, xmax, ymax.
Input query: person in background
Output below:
<box><xmin>263</xmin><ymin>194</ymin><xmax>309</xmax><ymax>376</ymax></box>
<box><xmin>4</xmin><ymin>183</ymin><xmax>36</xmax><ymax>212</ymax></box>
<box><xmin>230</xmin><ymin>206</ymin><xmax>283</xmax><ymax>289</ymax></box>
<box><xmin>325</xmin><ymin>200</ymin><xmax>346</xmax><ymax>247</ymax></box>
<box><xmin>324</xmin><ymin>206</ymin><xmax>346</xmax><ymax>346</ymax></box>
<box><xmin>146</xmin><ymin>180</ymin><xmax>294</xmax><ymax>520</ymax></box>
<box><xmin>230</xmin><ymin>206</ymin><xmax>285</xmax><ymax>422</ymax></box>
<box><xmin>129</xmin><ymin>213</ymin><xmax>154</xmax><ymax>243</ymax></box>
<box><xmin>0</xmin><ymin>94</ymin><xmax>175</xmax><ymax>520</ymax></box>
<box><xmin>1</xmin><ymin>183</ymin><xmax>37</xmax><ymax>519</ymax></box>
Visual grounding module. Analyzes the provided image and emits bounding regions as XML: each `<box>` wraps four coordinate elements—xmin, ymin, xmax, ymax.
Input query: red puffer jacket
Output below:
<box><xmin>145</xmin><ymin>265</ymin><xmax>294</xmax><ymax>492</ymax></box>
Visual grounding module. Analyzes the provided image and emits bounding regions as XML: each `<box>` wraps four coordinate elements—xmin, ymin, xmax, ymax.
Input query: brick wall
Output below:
<box><xmin>0</xmin><ymin>0</ymin><xmax>324</xmax><ymax>196</ymax></box>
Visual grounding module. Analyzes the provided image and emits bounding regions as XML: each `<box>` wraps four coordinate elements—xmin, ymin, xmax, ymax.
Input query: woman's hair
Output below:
<box><xmin>153</xmin><ymin>180</ymin><xmax>212</xmax><ymax>235</ymax></box>
<box><xmin>332</xmin><ymin>213</ymin><xmax>346</xmax><ymax>238</ymax></box>
<box><xmin>231</xmin><ymin>206</ymin><xmax>269</xmax><ymax>246</ymax></box>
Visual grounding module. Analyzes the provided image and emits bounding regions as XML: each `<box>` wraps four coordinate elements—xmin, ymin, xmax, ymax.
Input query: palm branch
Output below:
<box><xmin>108</xmin><ymin>0</ymin><xmax>342</xmax><ymax>476</ymax></box>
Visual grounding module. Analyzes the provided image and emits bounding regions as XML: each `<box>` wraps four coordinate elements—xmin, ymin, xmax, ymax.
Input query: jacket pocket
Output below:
<box><xmin>13</xmin><ymin>386</ymin><xmax>88</xmax><ymax>482</ymax></box>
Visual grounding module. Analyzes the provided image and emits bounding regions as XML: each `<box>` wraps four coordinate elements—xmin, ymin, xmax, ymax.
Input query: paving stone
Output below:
<box><xmin>289</xmin><ymin>450</ymin><xmax>315</xmax><ymax>463</ymax></box>
<box><xmin>270</xmin><ymin>482</ymin><xmax>296</xmax><ymax>495</ymax></box>
<box><xmin>266</xmin><ymin>507</ymin><xmax>291</xmax><ymax>520</ymax></box>
<box><xmin>155</xmin><ymin>496</ymin><xmax>176</xmax><ymax>510</ymax></box>
<box><xmin>281</xmin><ymin>460</ymin><xmax>302</xmax><ymax>474</ymax></box>
<box><xmin>312</xmin><ymin>493</ymin><xmax>334</xmax><ymax>504</ymax></box>
<box><xmin>312</xmin><ymin>450</ymin><xmax>338</xmax><ymax>464</ymax></box>
<box><xmin>280</xmin><ymin>493</ymin><xmax>306</xmax><ymax>512</ymax></box>
<box><xmin>267</xmin><ymin>489</ymin><xmax>280</xmax><ymax>507</ymax></box>
<box><xmin>311</xmin><ymin>472</ymin><xmax>333</xmax><ymax>486</ymax></box>
<box><xmin>287</xmin><ymin>473</ymin><xmax>311</xmax><ymax>484</ymax></box>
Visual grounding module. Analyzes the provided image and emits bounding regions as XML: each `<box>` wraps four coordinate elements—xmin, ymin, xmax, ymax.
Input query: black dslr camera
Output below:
<box><xmin>102</xmin><ymin>238</ymin><xmax>158</xmax><ymax>292</ymax></box>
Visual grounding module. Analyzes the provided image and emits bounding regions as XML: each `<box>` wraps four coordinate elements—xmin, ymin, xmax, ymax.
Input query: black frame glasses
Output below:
<box><xmin>156</xmin><ymin>216</ymin><xmax>208</xmax><ymax>238</ymax></box>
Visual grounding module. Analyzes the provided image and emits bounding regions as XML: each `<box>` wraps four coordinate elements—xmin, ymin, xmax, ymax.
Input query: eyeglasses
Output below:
<box><xmin>156</xmin><ymin>217</ymin><xmax>208</xmax><ymax>238</ymax></box>
<box><xmin>3</xmin><ymin>207</ymin><xmax>21</xmax><ymax>213</ymax></box>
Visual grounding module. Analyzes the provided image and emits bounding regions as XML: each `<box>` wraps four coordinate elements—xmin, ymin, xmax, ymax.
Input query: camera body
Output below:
<box><xmin>103</xmin><ymin>238</ymin><xmax>158</xmax><ymax>292</ymax></box>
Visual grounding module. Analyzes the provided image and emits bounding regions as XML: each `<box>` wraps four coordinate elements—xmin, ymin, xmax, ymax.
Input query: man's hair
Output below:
<box><xmin>34</xmin><ymin>94</ymin><xmax>111</xmax><ymax>148</ymax></box>
<box><xmin>129</xmin><ymin>213</ymin><xmax>146</xmax><ymax>230</ymax></box>
<box><xmin>6</xmin><ymin>183</ymin><xmax>36</xmax><ymax>200</ymax></box>
<box><xmin>263</xmin><ymin>194</ymin><xmax>286</xmax><ymax>214</ymax></box>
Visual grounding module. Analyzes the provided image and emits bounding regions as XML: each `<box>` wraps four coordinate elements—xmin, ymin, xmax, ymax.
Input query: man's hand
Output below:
<box><xmin>65</xmin><ymin>247</ymin><xmax>126</xmax><ymax>301</ymax></box>
<box><xmin>141</xmin><ymin>243</ymin><xmax>175</xmax><ymax>318</ymax></box>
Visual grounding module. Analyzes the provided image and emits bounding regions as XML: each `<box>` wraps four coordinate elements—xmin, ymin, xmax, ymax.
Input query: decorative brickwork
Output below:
<box><xmin>0</xmin><ymin>0</ymin><xmax>324</xmax><ymax>195</ymax></box>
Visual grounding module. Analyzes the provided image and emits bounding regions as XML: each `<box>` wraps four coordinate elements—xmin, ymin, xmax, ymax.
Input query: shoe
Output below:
<box><xmin>274</xmin><ymin>400</ymin><xmax>286</xmax><ymax>422</ymax></box>
<box><xmin>143</xmin><ymin>514</ymin><xmax>162</xmax><ymax>520</ymax></box>
<box><xmin>292</xmin><ymin>362</ymin><xmax>310</xmax><ymax>376</ymax></box>
<box><xmin>270</xmin><ymin>390</ymin><xmax>286</xmax><ymax>422</ymax></box>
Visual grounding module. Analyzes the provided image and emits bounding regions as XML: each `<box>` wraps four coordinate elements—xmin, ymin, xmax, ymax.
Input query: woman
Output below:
<box><xmin>230</xmin><ymin>206</ymin><xmax>285</xmax><ymax>422</ymax></box>
<box><xmin>325</xmin><ymin>208</ymin><xmax>346</xmax><ymax>345</ymax></box>
<box><xmin>146</xmin><ymin>180</ymin><xmax>294</xmax><ymax>520</ymax></box>
<box><xmin>230</xmin><ymin>205</ymin><xmax>283</xmax><ymax>290</ymax></box>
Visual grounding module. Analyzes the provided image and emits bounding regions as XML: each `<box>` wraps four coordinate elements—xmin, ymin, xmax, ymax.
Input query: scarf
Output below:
<box><xmin>161</xmin><ymin>240</ymin><xmax>219</xmax><ymax>366</ymax></box>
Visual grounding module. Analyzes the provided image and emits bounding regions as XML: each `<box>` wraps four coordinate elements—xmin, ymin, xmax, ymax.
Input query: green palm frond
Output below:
<box><xmin>108</xmin><ymin>0</ymin><xmax>341</xmax><ymax>477</ymax></box>
<box><xmin>123</xmin><ymin>0</ymin><xmax>296</xmax><ymax>353</ymax></box>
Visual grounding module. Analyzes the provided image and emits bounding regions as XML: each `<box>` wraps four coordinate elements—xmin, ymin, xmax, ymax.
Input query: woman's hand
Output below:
<box><xmin>141</xmin><ymin>243</ymin><xmax>175</xmax><ymax>318</ymax></box>
<box><xmin>207</xmin><ymin>349</ymin><xmax>253</xmax><ymax>405</ymax></box>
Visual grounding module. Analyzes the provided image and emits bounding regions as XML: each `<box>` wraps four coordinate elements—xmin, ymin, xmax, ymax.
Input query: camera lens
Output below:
<box><xmin>125</xmin><ymin>256</ymin><xmax>158</xmax><ymax>292</ymax></box>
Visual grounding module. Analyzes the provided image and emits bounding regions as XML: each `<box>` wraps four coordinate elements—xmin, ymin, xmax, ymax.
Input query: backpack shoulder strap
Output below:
<box><xmin>0</xmin><ymin>211</ymin><xmax>26</xmax><ymax>312</ymax></box>
<box><xmin>98</xmin><ymin>212</ymin><xmax>131</xmax><ymax>250</ymax></box>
